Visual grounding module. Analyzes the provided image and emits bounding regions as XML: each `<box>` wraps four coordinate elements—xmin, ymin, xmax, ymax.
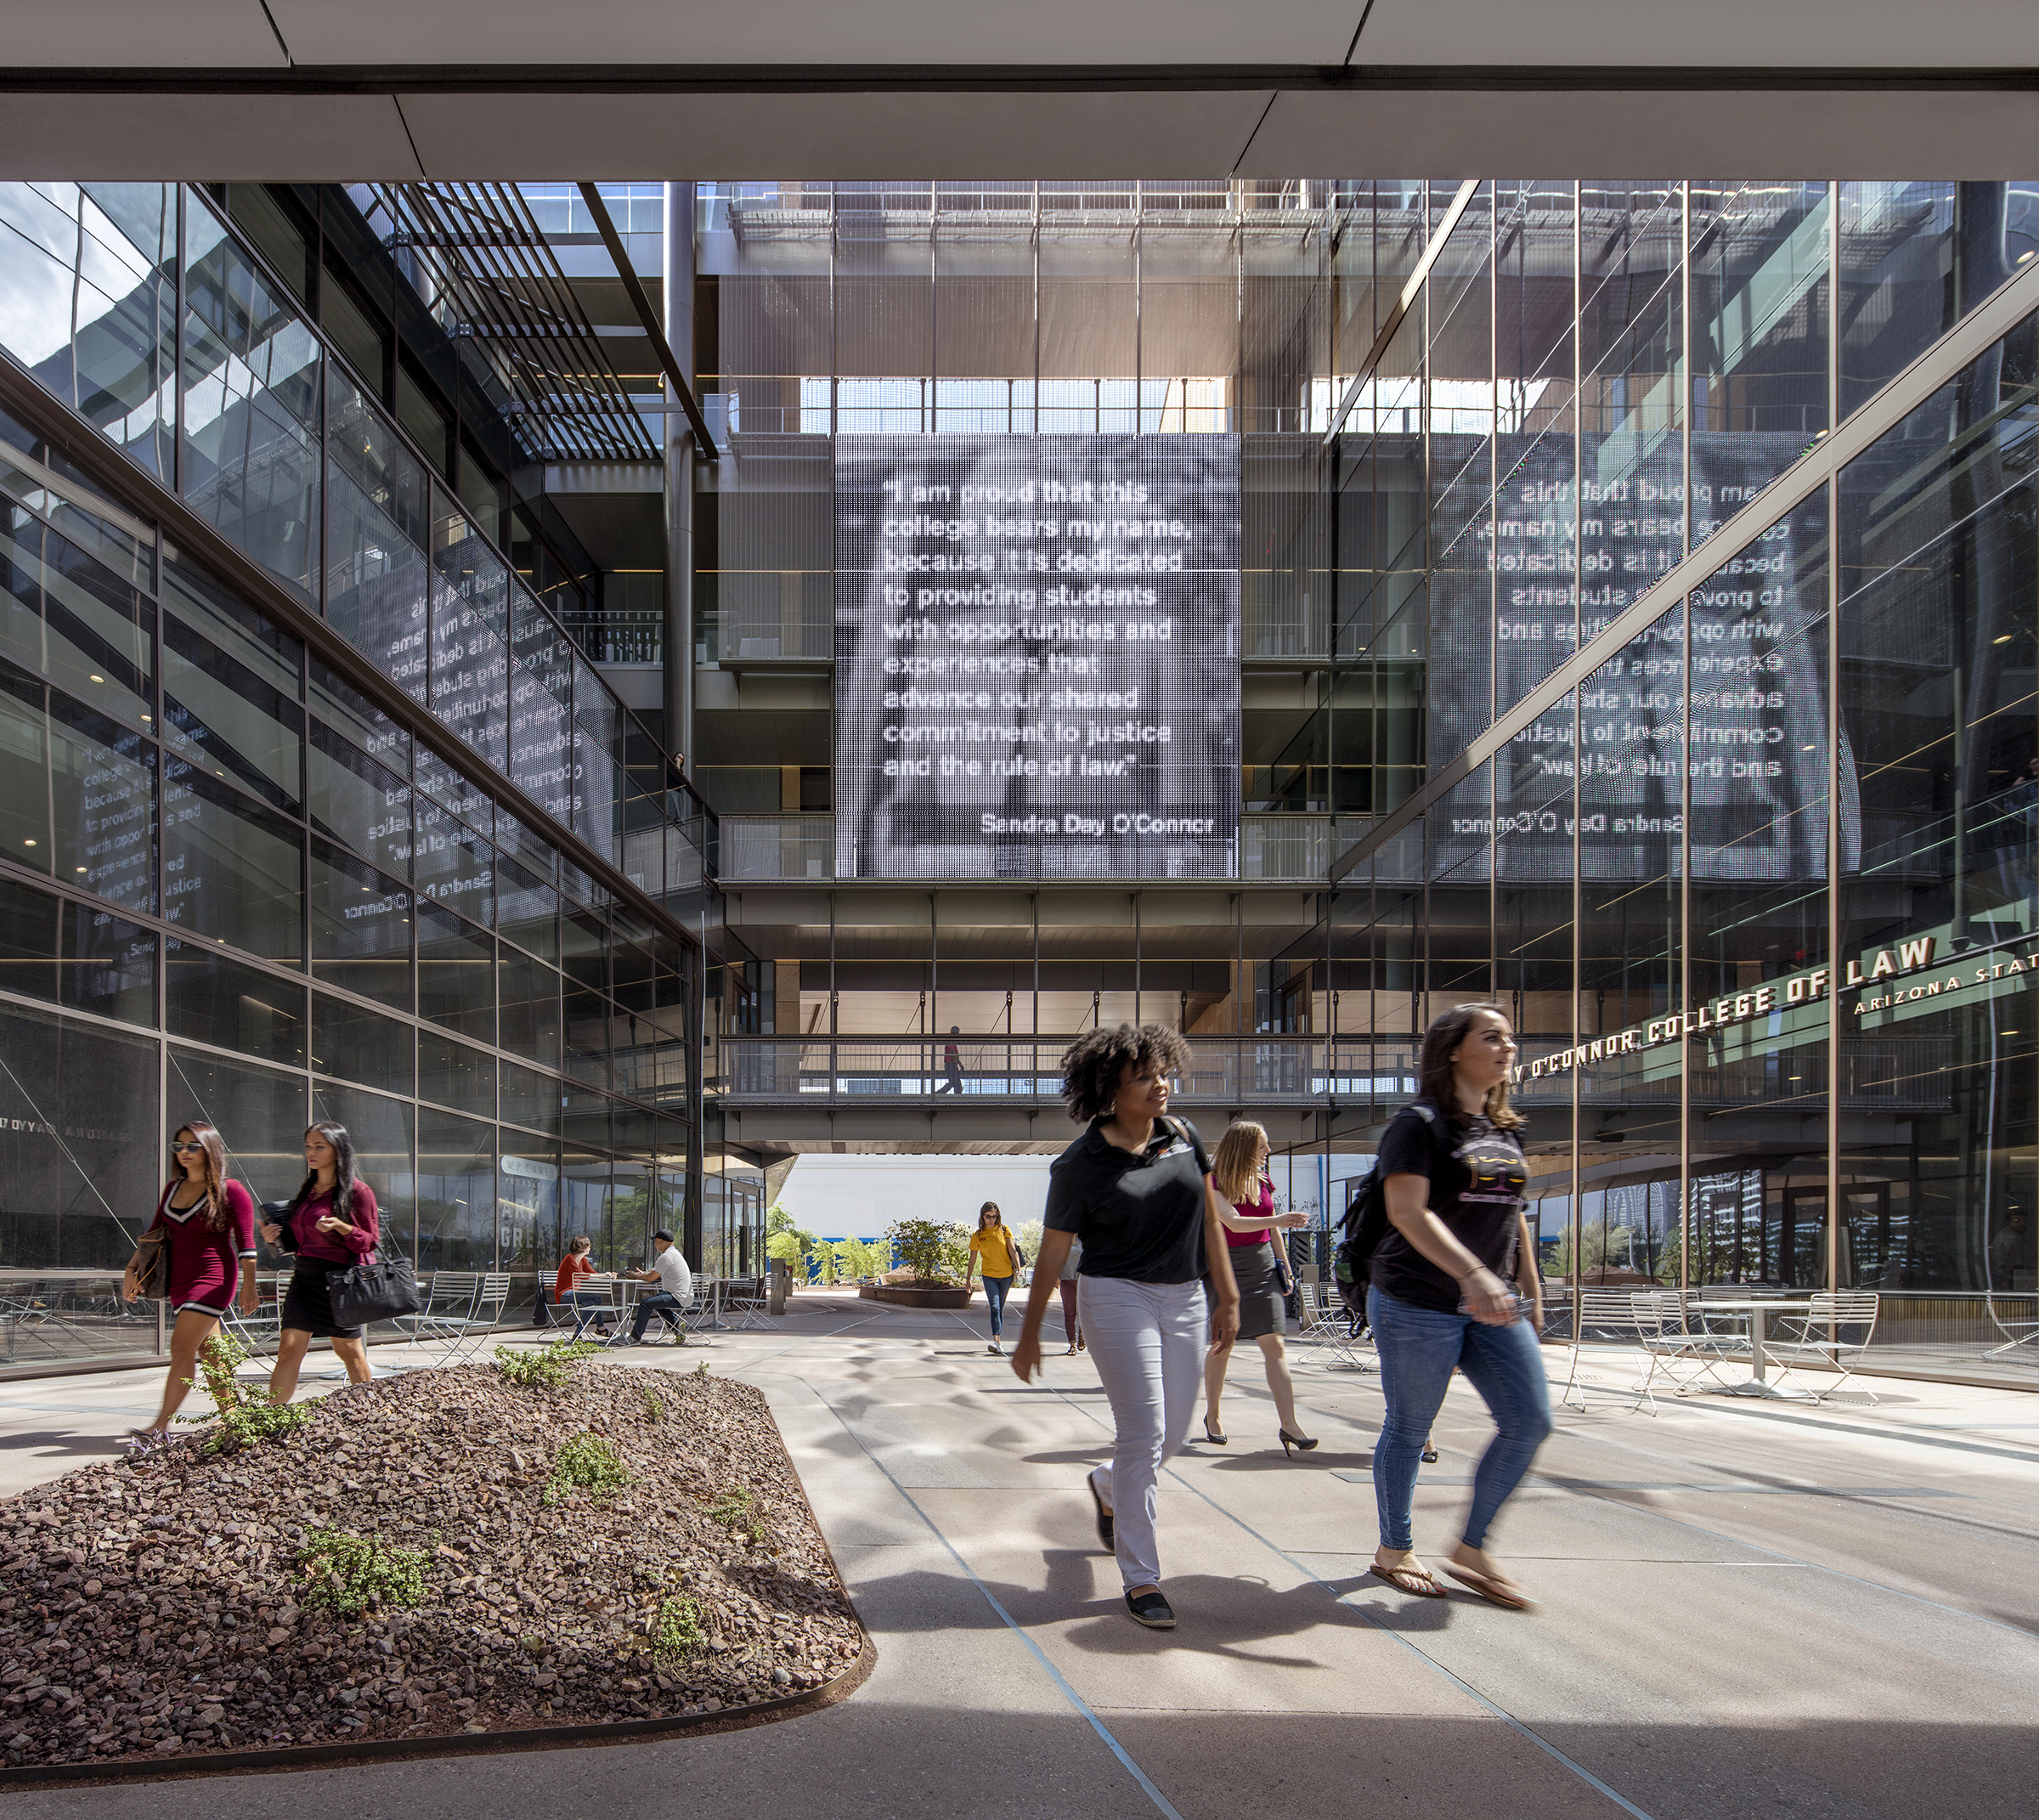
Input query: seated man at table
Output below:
<box><xmin>554</xmin><ymin>1235</ymin><xmax>614</xmax><ymax>1341</ymax></box>
<box><xmin>628</xmin><ymin>1230</ymin><xmax>693</xmax><ymax>1345</ymax></box>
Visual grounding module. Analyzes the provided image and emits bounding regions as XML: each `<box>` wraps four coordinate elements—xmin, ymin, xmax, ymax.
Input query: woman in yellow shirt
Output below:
<box><xmin>965</xmin><ymin>1202</ymin><xmax>1023</xmax><ymax>1355</ymax></box>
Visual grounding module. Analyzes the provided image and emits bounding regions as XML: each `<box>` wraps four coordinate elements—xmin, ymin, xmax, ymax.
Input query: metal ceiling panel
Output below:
<box><xmin>8</xmin><ymin>1</ymin><xmax>286</xmax><ymax>66</ymax></box>
<box><xmin>1349</xmin><ymin>0</ymin><xmax>2039</xmax><ymax>66</ymax></box>
<box><xmin>268</xmin><ymin>1</ymin><xmax>1360</xmax><ymax>66</ymax></box>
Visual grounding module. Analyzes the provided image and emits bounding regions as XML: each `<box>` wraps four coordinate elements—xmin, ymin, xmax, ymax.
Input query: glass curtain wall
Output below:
<box><xmin>0</xmin><ymin>180</ymin><xmax>710</xmax><ymax>906</ymax></box>
<box><xmin>1328</xmin><ymin>180</ymin><xmax>2039</xmax><ymax>1376</ymax></box>
<box><xmin>0</xmin><ymin>193</ymin><xmax>712</xmax><ymax>1356</ymax></box>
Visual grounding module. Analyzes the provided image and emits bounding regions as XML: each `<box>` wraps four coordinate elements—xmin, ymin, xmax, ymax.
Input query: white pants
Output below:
<box><xmin>1079</xmin><ymin>1275</ymin><xmax>1208</xmax><ymax>1591</ymax></box>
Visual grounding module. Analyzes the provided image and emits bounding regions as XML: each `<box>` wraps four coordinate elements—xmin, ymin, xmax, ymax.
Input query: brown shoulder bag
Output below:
<box><xmin>124</xmin><ymin>1227</ymin><xmax>168</xmax><ymax>1303</ymax></box>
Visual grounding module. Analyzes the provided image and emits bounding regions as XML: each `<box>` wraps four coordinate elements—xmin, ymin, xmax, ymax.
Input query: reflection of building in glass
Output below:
<box><xmin>700</xmin><ymin>178</ymin><xmax>2039</xmax><ymax>1382</ymax></box>
<box><xmin>0</xmin><ymin>180</ymin><xmax>720</xmax><ymax>1341</ymax></box>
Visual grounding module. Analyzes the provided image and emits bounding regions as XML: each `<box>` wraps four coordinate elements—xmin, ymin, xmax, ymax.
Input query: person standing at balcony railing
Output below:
<box><xmin>1367</xmin><ymin>1003</ymin><xmax>1549</xmax><ymax>1609</ymax></box>
<box><xmin>1011</xmin><ymin>1024</ymin><xmax>1240</xmax><ymax>1633</ymax></box>
<box><xmin>1200</xmin><ymin>1122</ymin><xmax>1315</xmax><ymax>1455</ymax></box>
<box><xmin>123</xmin><ymin>1120</ymin><xmax>257</xmax><ymax>1452</ymax></box>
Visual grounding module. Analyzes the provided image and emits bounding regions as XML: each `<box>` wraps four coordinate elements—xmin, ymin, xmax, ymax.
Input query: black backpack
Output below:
<box><xmin>1334</xmin><ymin>1104</ymin><xmax>1443</xmax><ymax>1321</ymax></box>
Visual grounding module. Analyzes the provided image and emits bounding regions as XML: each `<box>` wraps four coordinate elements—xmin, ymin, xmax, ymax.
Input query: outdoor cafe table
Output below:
<box><xmin>583</xmin><ymin>1275</ymin><xmax>691</xmax><ymax>1342</ymax></box>
<box><xmin>1697</xmin><ymin>1298</ymin><xmax>1817</xmax><ymax>1399</ymax></box>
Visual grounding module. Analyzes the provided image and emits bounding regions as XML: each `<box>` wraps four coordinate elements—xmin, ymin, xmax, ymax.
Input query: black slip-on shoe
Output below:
<box><xmin>1125</xmin><ymin>1589</ymin><xmax>1176</xmax><ymax>1630</ymax></box>
<box><xmin>1087</xmin><ymin>1471</ymin><xmax>1114</xmax><ymax>1552</ymax></box>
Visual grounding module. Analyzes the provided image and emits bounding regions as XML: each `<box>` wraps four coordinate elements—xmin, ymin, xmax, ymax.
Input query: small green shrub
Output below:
<box><xmin>886</xmin><ymin>1216</ymin><xmax>964</xmax><ymax>1285</ymax></box>
<box><xmin>494</xmin><ymin>1340</ymin><xmax>600</xmax><ymax>1390</ymax></box>
<box><xmin>641</xmin><ymin>1387</ymin><xmax>664</xmax><ymax>1421</ymax></box>
<box><xmin>651</xmin><ymin>1593</ymin><xmax>703</xmax><ymax>1662</ymax></box>
<box><xmin>296</xmin><ymin>1529</ymin><xmax>427</xmax><ymax>1618</ymax></box>
<box><xmin>704</xmin><ymin>1485</ymin><xmax>767</xmax><ymax>1543</ymax></box>
<box><xmin>543</xmin><ymin>1432</ymin><xmax>631</xmax><ymax>1506</ymax></box>
<box><xmin>180</xmin><ymin>1331</ymin><xmax>314</xmax><ymax>1454</ymax></box>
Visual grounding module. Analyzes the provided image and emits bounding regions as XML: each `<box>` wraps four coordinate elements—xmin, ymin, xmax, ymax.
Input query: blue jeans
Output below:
<box><xmin>559</xmin><ymin>1289</ymin><xmax>613</xmax><ymax>1341</ymax></box>
<box><xmin>630</xmin><ymin>1291</ymin><xmax>686</xmax><ymax>1343</ymax></box>
<box><xmin>1368</xmin><ymin>1285</ymin><xmax>1552</xmax><ymax>1552</ymax></box>
<box><xmin>980</xmin><ymin>1273</ymin><xmax>1014</xmax><ymax>1335</ymax></box>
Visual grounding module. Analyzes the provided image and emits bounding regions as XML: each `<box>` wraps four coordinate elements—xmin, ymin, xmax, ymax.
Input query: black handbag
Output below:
<box><xmin>327</xmin><ymin>1231</ymin><xmax>424</xmax><ymax>1327</ymax></box>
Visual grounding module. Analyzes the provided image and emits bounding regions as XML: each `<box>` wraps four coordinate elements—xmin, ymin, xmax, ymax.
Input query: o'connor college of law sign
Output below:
<box><xmin>1522</xmin><ymin>932</ymin><xmax>2039</xmax><ymax>1083</ymax></box>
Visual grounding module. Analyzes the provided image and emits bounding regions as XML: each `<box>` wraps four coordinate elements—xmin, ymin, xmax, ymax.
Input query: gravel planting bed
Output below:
<box><xmin>0</xmin><ymin>1359</ymin><xmax>863</xmax><ymax>1769</ymax></box>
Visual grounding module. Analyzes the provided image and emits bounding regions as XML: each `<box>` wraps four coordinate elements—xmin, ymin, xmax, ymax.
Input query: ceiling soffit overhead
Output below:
<box><xmin>5</xmin><ymin>3</ymin><xmax>2039</xmax><ymax>178</ymax></box>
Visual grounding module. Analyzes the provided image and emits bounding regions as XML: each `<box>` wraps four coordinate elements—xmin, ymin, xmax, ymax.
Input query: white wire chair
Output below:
<box><xmin>722</xmin><ymin>1275</ymin><xmax>773</xmax><ymax>1330</ymax></box>
<box><xmin>392</xmin><ymin>1271</ymin><xmax>512</xmax><ymax>1367</ymax></box>
<box><xmin>1763</xmin><ymin>1292</ymin><xmax>1883</xmax><ymax>1404</ymax></box>
<box><xmin>217</xmin><ymin>1284</ymin><xmax>283</xmax><ymax>1359</ymax></box>
<box><xmin>1630</xmin><ymin>1289</ymin><xmax>1728</xmax><ymax>1412</ymax></box>
<box><xmin>547</xmin><ymin>1281</ymin><xmax>624</xmax><ymax>1343</ymax></box>
<box><xmin>1292</xmin><ymin>1281</ymin><xmax>1371</xmax><ymax>1371</ymax></box>
<box><xmin>625</xmin><ymin>1274</ymin><xmax>694</xmax><ymax>1345</ymax></box>
<box><xmin>1985</xmin><ymin>1292</ymin><xmax>2039</xmax><ymax>1362</ymax></box>
<box><xmin>1561</xmin><ymin>1288</ymin><xmax>1658</xmax><ymax>1412</ymax></box>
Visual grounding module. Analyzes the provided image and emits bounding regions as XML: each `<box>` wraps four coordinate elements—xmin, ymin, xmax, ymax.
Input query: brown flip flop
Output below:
<box><xmin>1443</xmin><ymin>1561</ymin><xmax>1533</xmax><ymax>1609</ymax></box>
<box><xmin>1369</xmin><ymin>1558</ymin><xmax>1447</xmax><ymax>1597</ymax></box>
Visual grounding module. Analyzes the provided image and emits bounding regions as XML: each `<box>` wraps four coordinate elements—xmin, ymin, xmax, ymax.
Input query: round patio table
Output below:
<box><xmin>1698</xmin><ymin>1298</ymin><xmax>1816</xmax><ymax>1399</ymax></box>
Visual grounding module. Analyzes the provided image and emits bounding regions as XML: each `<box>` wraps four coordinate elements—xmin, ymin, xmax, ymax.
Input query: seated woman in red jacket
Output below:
<box><xmin>259</xmin><ymin>1121</ymin><xmax>380</xmax><ymax>1403</ymax></box>
<box><xmin>124</xmin><ymin>1119</ymin><xmax>257</xmax><ymax>1450</ymax></box>
<box><xmin>555</xmin><ymin>1236</ymin><xmax>615</xmax><ymax>1340</ymax></box>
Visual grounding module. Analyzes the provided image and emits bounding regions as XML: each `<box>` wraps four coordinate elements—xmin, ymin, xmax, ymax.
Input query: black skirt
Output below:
<box><xmin>1226</xmin><ymin>1240</ymin><xmax>1288</xmax><ymax>1342</ymax></box>
<box><xmin>280</xmin><ymin>1258</ymin><xmax>365</xmax><ymax>1340</ymax></box>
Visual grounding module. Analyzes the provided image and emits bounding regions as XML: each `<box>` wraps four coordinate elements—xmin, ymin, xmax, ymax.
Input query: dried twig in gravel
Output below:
<box><xmin>0</xmin><ymin>1362</ymin><xmax>862</xmax><ymax>1767</ymax></box>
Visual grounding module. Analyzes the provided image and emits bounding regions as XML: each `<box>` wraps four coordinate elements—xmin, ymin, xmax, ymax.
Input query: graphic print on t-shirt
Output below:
<box><xmin>1455</xmin><ymin>1136</ymin><xmax>1528</xmax><ymax>1209</ymax></box>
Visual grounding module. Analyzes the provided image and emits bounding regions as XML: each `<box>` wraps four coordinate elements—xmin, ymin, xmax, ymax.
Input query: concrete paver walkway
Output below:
<box><xmin>3</xmin><ymin>1297</ymin><xmax>2035</xmax><ymax>1819</ymax></box>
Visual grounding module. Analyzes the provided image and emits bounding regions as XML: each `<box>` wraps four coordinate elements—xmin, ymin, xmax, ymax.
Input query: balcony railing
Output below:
<box><xmin>716</xmin><ymin>815</ymin><xmax>1364</xmax><ymax>883</ymax></box>
<box><xmin>720</xmin><ymin>816</ymin><xmax>836</xmax><ymax>880</ymax></box>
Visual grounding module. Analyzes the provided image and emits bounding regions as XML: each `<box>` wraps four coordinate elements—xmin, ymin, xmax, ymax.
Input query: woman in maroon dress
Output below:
<box><xmin>124</xmin><ymin>1120</ymin><xmax>257</xmax><ymax>1450</ymax></box>
<box><xmin>260</xmin><ymin>1121</ymin><xmax>380</xmax><ymax>1401</ymax></box>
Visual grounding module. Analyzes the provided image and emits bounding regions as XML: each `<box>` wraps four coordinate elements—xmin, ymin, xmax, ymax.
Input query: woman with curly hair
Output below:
<box><xmin>1010</xmin><ymin>1023</ymin><xmax>1240</xmax><ymax>1632</ymax></box>
<box><xmin>123</xmin><ymin>1119</ymin><xmax>257</xmax><ymax>1450</ymax></box>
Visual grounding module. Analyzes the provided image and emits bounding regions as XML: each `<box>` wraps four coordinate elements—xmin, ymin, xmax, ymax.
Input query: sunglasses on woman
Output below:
<box><xmin>169</xmin><ymin>1142</ymin><xmax>206</xmax><ymax>1154</ymax></box>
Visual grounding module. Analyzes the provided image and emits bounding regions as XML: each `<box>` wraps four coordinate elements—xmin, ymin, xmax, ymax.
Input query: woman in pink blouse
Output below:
<box><xmin>1202</xmin><ymin>1121</ymin><xmax>1316</xmax><ymax>1455</ymax></box>
<box><xmin>259</xmin><ymin>1121</ymin><xmax>381</xmax><ymax>1402</ymax></box>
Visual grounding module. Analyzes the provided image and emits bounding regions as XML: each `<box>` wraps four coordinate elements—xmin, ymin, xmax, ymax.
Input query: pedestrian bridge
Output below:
<box><xmin>716</xmin><ymin>1035</ymin><xmax>1423</xmax><ymax>1111</ymax></box>
<box><xmin>710</xmin><ymin>1031</ymin><xmax>1952</xmax><ymax>1154</ymax></box>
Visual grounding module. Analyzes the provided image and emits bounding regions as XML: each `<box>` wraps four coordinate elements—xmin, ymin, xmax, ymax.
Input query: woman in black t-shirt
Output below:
<box><xmin>1366</xmin><ymin>1004</ymin><xmax>1550</xmax><ymax>1610</ymax></box>
<box><xmin>1010</xmin><ymin>1024</ymin><xmax>1240</xmax><ymax>1633</ymax></box>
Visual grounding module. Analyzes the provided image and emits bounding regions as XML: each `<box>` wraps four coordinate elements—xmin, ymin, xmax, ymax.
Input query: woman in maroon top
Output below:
<box><xmin>124</xmin><ymin>1119</ymin><xmax>257</xmax><ymax>1450</ymax></box>
<box><xmin>1201</xmin><ymin>1122</ymin><xmax>1317</xmax><ymax>1455</ymax></box>
<box><xmin>259</xmin><ymin>1121</ymin><xmax>380</xmax><ymax>1402</ymax></box>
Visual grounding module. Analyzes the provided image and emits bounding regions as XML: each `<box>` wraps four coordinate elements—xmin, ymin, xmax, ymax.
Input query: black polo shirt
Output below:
<box><xmin>1044</xmin><ymin>1116</ymin><xmax>1212</xmax><ymax>1285</ymax></box>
